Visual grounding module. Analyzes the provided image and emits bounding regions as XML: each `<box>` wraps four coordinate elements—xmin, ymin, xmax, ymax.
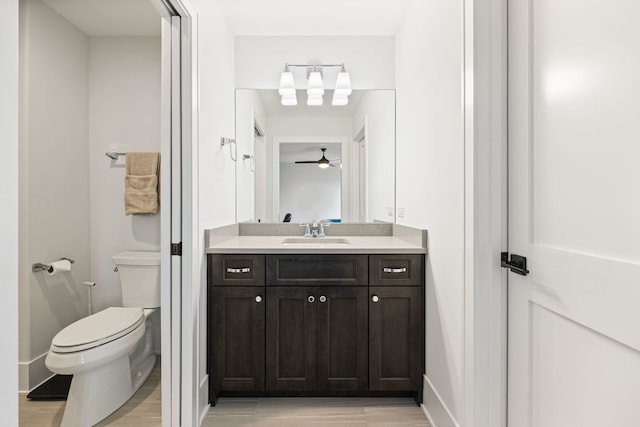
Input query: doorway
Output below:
<box><xmin>16</xmin><ymin>1</ymin><xmax>194</xmax><ymax>426</ymax></box>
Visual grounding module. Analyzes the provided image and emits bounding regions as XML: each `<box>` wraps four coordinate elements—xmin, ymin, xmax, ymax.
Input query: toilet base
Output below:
<box><xmin>61</xmin><ymin>354</ymin><xmax>156</xmax><ymax>427</ymax></box>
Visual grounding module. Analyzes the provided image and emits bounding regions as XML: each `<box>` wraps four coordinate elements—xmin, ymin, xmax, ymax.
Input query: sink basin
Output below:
<box><xmin>282</xmin><ymin>237</ymin><xmax>350</xmax><ymax>245</ymax></box>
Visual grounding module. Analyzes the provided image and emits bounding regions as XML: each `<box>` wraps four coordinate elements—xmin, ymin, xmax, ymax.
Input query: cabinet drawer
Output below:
<box><xmin>209</xmin><ymin>254</ymin><xmax>266</xmax><ymax>286</ymax></box>
<box><xmin>267</xmin><ymin>255</ymin><xmax>368</xmax><ymax>286</ymax></box>
<box><xmin>369</xmin><ymin>255</ymin><xmax>423</xmax><ymax>286</ymax></box>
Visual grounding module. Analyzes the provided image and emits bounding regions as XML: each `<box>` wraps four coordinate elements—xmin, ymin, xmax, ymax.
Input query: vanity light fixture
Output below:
<box><xmin>279</xmin><ymin>64</ymin><xmax>296</xmax><ymax>105</ymax></box>
<box><xmin>307</xmin><ymin>66</ymin><xmax>324</xmax><ymax>97</ymax></box>
<box><xmin>279</xmin><ymin>63</ymin><xmax>351</xmax><ymax>106</ymax></box>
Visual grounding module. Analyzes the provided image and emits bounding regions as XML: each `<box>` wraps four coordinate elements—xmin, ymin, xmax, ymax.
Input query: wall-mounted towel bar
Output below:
<box><xmin>106</xmin><ymin>152</ymin><xmax>126</xmax><ymax>160</ymax></box>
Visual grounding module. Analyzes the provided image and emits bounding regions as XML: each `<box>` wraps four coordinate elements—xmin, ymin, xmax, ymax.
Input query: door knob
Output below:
<box><xmin>255</xmin><ymin>295</ymin><xmax>263</xmax><ymax>303</ymax></box>
<box><xmin>308</xmin><ymin>296</ymin><xmax>315</xmax><ymax>303</ymax></box>
<box><xmin>371</xmin><ymin>295</ymin><xmax>379</xmax><ymax>303</ymax></box>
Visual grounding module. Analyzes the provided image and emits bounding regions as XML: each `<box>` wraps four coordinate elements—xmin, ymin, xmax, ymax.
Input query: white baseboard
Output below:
<box><xmin>18</xmin><ymin>352</ymin><xmax>53</xmax><ymax>392</ymax></box>
<box><xmin>422</xmin><ymin>374</ymin><xmax>460</xmax><ymax>427</ymax></box>
<box><xmin>198</xmin><ymin>374</ymin><xmax>210</xmax><ymax>426</ymax></box>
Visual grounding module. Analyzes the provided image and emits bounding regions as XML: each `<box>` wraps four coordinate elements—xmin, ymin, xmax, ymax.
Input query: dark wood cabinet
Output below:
<box><xmin>267</xmin><ymin>254</ymin><xmax>368</xmax><ymax>286</ymax></box>
<box><xmin>317</xmin><ymin>286</ymin><xmax>368</xmax><ymax>391</ymax></box>
<box><xmin>209</xmin><ymin>252</ymin><xmax>424</xmax><ymax>403</ymax></box>
<box><xmin>266</xmin><ymin>286</ymin><xmax>368</xmax><ymax>392</ymax></box>
<box><xmin>210</xmin><ymin>254</ymin><xmax>265</xmax><ymax>286</ymax></box>
<box><xmin>266</xmin><ymin>286</ymin><xmax>317</xmax><ymax>391</ymax></box>
<box><xmin>369</xmin><ymin>286</ymin><xmax>423</xmax><ymax>391</ymax></box>
<box><xmin>210</xmin><ymin>286</ymin><xmax>265</xmax><ymax>398</ymax></box>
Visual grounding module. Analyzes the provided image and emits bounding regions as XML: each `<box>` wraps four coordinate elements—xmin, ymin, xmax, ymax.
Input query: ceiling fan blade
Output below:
<box><xmin>294</xmin><ymin>160</ymin><xmax>319</xmax><ymax>164</ymax></box>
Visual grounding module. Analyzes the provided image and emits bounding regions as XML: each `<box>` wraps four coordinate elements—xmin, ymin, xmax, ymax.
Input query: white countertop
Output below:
<box><xmin>206</xmin><ymin>235</ymin><xmax>427</xmax><ymax>254</ymax></box>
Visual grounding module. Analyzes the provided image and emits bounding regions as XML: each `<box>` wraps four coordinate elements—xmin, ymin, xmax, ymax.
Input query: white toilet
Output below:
<box><xmin>45</xmin><ymin>251</ymin><xmax>161</xmax><ymax>427</ymax></box>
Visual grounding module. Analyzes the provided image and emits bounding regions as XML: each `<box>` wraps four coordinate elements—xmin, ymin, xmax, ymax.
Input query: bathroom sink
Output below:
<box><xmin>282</xmin><ymin>237</ymin><xmax>350</xmax><ymax>245</ymax></box>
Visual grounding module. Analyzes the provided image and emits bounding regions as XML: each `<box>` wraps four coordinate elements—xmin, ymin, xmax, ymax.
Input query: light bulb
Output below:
<box><xmin>307</xmin><ymin>68</ymin><xmax>324</xmax><ymax>96</ymax></box>
<box><xmin>279</xmin><ymin>67</ymin><xmax>295</xmax><ymax>96</ymax></box>
<box><xmin>332</xmin><ymin>92</ymin><xmax>348</xmax><ymax>106</ymax></box>
<box><xmin>318</xmin><ymin>163</ymin><xmax>330</xmax><ymax>169</ymax></box>
<box><xmin>334</xmin><ymin>69</ymin><xmax>352</xmax><ymax>96</ymax></box>
<box><xmin>281</xmin><ymin>93</ymin><xmax>297</xmax><ymax>106</ymax></box>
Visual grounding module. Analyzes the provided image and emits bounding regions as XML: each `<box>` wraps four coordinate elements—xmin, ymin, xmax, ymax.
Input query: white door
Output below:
<box><xmin>508</xmin><ymin>0</ymin><xmax>640</xmax><ymax>426</ymax></box>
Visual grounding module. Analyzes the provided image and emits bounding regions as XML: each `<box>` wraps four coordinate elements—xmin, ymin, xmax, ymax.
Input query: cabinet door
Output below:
<box><xmin>266</xmin><ymin>287</ymin><xmax>317</xmax><ymax>391</ymax></box>
<box><xmin>369</xmin><ymin>286</ymin><xmax>422</xmax><ymax>391</ymax></box>
<box><xmin>211</xmin><ymin>286</ymin><xmax>265</xmax><ymax>395</ymax></box>
<box><xmin>317</xmin><ymin>287</ymin><xmax>368</xmax><ymax>391</ymax></box>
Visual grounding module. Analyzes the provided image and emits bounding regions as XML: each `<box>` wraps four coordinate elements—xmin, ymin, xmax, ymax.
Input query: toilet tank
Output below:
<box><xmin>112</xmin><ymin>251</ymin><xmax>161</xmax><ymax>308</ymax></box>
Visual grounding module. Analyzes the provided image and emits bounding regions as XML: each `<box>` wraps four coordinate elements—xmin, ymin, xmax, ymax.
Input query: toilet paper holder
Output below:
<box><xmin>32</xmin><ymin>257</ymin><xmax>75</xmax><ymax>273</ymax></box>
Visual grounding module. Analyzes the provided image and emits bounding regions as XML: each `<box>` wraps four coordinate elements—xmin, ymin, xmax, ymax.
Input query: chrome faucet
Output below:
<box><xmin>301</xmin><ymin>220</ymin><xmax>331</xmax><ymax>238</ymax></box>
<box><xmin>311</xmin><ymin>220</ymin><xmax>331</xmax><ymax>238</ymax></box>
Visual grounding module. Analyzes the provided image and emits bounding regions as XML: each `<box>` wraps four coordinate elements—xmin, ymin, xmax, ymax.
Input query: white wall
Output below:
<box><xmin>352</xmin><ymin>90</ymin><xmax>396</xmax><ymax>223</ymax></box>
<box><xmin>235</xmin><ymin>90</ymin><xmax>268</xmax><ymax>222</ymax></box>
<box><xmin>235</xmin><ymin>36</ymin><xmax>395</xmax><ymax>90</ymax></box>
<box><xmin>0</xmin><ymin>0</ymin><xmax>19</xmax><ymax>420</ymax></box>
<box><xmin>18</xmin><ymin>0</ymin><xmax>91</xmax><ymax>391</ymax></box>
<box><xmin>269</xmin><ymin>116</ymin><xmax>353</xmax><ymax>137</ymax></box>
<box><xmin>396</xmin><ymin>0</ymin><xmax>465</xmax><ymax>426</ymax></box>
<box><xmin>279</xmin><ymin>163</ymin><xmax>341</xmax><ymax>223</ymax></box>
<box><xmin>192</xmin><ymin>0</ymin><xmax>237</xmax><ymax>421</ymax></box>
<box><xmin>88</xmin><ymin>37</ymin><xmax>161</xmax><ymax>311</ymax></box>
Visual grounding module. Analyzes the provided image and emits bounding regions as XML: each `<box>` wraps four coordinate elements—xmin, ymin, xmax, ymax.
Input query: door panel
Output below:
<box><xmin>266</xmin><ymin>287</ymin><xmax>317</xmax><ymax>391</ymax></box>
<box><xmin>211</xmin><ymin>287</ymin><xmax>265</xmax><ymax>394</ymax></box>
<box><xmin>369</xmin><ymin>286</ymin><xmax>421</xmax><ymax>391</ymax></box>
<box><xmin>317</xmin><ymin>287</ymin><xmax>368</xmax><ymax>391</ymax></box>
<box><xmin>508</xmin><ymin>0</ymin><xmax>640</xmax><ymax>425</ymax></box>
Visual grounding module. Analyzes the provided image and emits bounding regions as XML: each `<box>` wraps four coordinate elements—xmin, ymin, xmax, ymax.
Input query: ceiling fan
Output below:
<box><xmin>294</xmin><ymin>148</ymin><xmax>338</xmax><ymax>168</ymax></box>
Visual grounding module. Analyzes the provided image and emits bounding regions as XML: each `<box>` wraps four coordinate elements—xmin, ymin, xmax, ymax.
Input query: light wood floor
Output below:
<box><xmin>202</xmin><ymin>397</ymin><xmax>431</xmax><ymax>427</ymax></box>
<box><xmin>20</xmin><ymin>360</ymin><xmax>429</xmax><ymax>426</ymax></box>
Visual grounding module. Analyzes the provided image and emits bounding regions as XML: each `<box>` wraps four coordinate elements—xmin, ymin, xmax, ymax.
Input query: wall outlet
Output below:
<box><xmin>387</xmin><ymin>207</ymin><xmax>394</xmax><ymax>217</ymax></box>
<box><xmin>398</xmin><ymin>207</ymin><xmax>405</xmax><ymax>218</ymax></box>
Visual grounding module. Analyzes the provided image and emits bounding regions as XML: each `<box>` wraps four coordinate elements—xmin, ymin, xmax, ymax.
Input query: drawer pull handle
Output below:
<box><xmin>372</xmin><ymin>295</ymin><xmax>380</xmax><ymax>303</ymax></box>
<box><xmin>319</xmin><ymin>296</ymin><xmax>327</xmax><ymax>303</ymax></box>
<box><xmin>227</xmin><ymin>267</ymin><xmax>251</xmax><ymax>273</ymax></box>
<box><xmin>308</xmin><ymin>296</ymin><xmax>315</xmax><ymax>303</ymax></box>
<box><xmin>383</xmin><ymin>267</ymin><xmax>407</xmax><ymax>273</ymax></box>
<box><xmin>255</xmin><ymin>295</ymin><xmax>263</xmax><ymax>303</ymax></box>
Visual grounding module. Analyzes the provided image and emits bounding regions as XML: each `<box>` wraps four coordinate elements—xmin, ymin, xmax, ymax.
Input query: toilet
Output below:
<box><xmin>45</xmin><ymin>251</ymin><xmax>161</xmax><ymax>427</ymax></box>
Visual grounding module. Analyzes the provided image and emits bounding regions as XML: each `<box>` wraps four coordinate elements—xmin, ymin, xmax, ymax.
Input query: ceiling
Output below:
<box><xmin>41</xmin><ymin>0</ymin><xmax>409</xmax><ymax>37</ymax></box>
<box><xmin>211</xmin><ymin>0</ymin><xmax>411</xmax><ymax>36</ymax></box>
<box><xmin>42</xmin><ymin>0</ymin><xmax>160</xmax><ymax>36</ymax></box>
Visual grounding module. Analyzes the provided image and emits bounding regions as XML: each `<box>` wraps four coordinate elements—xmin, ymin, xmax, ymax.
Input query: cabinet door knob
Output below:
<box><xmin>319</xmin><ymin>295</ymin><xmax>327</xmax><ymax>303</ymax></box>
<box><xmin>308</xmin><ymin>296</ymin><xmax>315</xmax><ymax>303</ymax></box>
<box><xmin>371</xmin><ymin>295</ymin><xmax>380</xmax><ymax>303</ymax></box>
<box><xmin>255</xmin><ymin>295</ymin><xmax>263</xmax><ymax>303</ymax></box>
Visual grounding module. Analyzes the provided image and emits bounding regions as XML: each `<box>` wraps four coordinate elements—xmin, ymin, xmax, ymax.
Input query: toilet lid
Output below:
<box><xmin>51</xmin><ymin>307</ymin><xmax>145</xmax><ymax>353</ymax></box>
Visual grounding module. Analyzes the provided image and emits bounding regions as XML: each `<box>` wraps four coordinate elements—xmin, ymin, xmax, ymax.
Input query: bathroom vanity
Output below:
<box><xmin>206</xmin><ymin>224</ymin><xmax>426</xmax><ymax>405</ymax></box>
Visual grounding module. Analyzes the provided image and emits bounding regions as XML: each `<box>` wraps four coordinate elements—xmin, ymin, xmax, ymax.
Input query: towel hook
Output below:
<box><xmin>220</xmin><ymin>137</ymin><xmax>237</xmax><ymax>162</ymax></box>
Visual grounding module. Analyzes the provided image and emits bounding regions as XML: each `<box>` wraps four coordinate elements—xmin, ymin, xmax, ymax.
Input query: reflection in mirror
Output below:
<box><xmin>235</xmin><ymin>89</ymin><xmax>395</xmax><ymax>223</ymax></box>
<box><xmin>279</xmin><ymin>143</ymin><xmax>342</xmax><ymax>223</ymax></box>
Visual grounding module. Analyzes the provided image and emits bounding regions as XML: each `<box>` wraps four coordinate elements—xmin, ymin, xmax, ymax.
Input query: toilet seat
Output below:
<box><xmin>51</xmin><ymin>307</ymin><xmax>145</xmax><ymax>353</ymax></box>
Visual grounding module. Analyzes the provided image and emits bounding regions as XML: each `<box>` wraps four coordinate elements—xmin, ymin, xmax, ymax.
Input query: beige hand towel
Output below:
<box><xmin>125</xmin><ymin>152</ymin><xmax>160</xmax><ymax>215</ymax></box>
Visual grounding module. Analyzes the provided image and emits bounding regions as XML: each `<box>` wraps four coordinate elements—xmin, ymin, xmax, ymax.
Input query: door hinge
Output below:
<box><xmin>171</xmin><ymin>242</ymin><xmax>182</xmax><ymax>256</ymax></box>
<box><xmin>501</xmin><ymin>252</ymin><xmax>529</xmax><ymax>276</ymax></box>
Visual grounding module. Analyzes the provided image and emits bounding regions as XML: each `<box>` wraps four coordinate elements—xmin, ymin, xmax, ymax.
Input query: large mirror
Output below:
<box><xmin>235</xmin><ymin>89</ymin><xmax>395</xmax><ymax>224</ymax></box>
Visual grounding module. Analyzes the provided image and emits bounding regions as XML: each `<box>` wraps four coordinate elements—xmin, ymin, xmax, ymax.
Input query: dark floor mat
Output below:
<box><xmin>26</xmin><ymin>374</ymin><xmax>72</xmax><ymax>400</ymax></box>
